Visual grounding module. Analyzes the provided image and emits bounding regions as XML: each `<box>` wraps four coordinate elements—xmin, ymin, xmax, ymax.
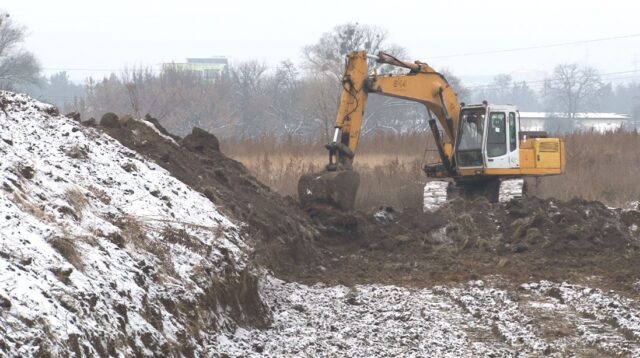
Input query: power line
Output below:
<box><xmin>39</xmin><ymin>74</ymin><xmax>640</xmax><ymax>104</ymax></box>
<box><xmin>42</xmin><ymin>67</ymin><xmax>162</xmax><ymax>72</ymax></box>
<box><xmin>40</xmin><ymin>41</ymin><xmax>640</xmax><ymax>93</ymax></box>
<box><xmin>41</xmin><ymin>33</ymin><xmax>640</xmax><ymax>74</ymax></box>
<box><xmin>466</xmin><ymin>69</ymin><xmax>640</xmax><ymax>90</ymax></box>
<box><xmin>427</xmin><ymin>33</ymin><xmax>640</xmax><ymax>59</ymax></box>
<box><xmin>469</xmin><ymin>76</ymin><xmax>640</xmax><ymax>92</ymax></box>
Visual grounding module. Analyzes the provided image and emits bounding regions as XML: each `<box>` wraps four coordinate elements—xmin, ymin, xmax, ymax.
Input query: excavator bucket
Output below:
<box><xmin>297</xmin><ymin>170</ymin><xmax>360</xmax><ymax>211</ymax></box>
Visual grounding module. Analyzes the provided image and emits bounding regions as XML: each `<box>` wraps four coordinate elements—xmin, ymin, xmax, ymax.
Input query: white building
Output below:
<box><xmin>520</xmin><ymin>112</ymin><xmax>636</xmax><ymax>133</ymax></box>
<box><xmin>163</xmin><ymin>57</ymin><xmax>229</xmax><ymax>80</ymax></box>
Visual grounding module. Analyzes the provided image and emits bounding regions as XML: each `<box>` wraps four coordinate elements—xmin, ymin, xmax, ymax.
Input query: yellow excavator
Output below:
<box><xmin>298</xmin><ymin>50</ymin><xmax>565</xmax><ymax>212</ymax></box>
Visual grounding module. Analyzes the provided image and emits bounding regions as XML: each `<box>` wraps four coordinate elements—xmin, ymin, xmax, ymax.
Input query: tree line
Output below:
<box><xmin>3</xmin><ymin>13</ymin><xmax>640</xmax><ymax>138</ymax></box>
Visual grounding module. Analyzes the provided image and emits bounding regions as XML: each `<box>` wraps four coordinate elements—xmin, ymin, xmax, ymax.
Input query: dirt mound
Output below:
<box><xmin>437</xmin><ymin>196</ymin><xmax>640</xmax><ymax>260</ymax></box>
<box><xmin>99</xmin><ymin>111</ymin><xmax>120</xmax><ymax>128</ymax></box>
<box><xmin>182</xmin><ymin>127</ymin><xmax>220</xmax><ymax>153</ymax></box>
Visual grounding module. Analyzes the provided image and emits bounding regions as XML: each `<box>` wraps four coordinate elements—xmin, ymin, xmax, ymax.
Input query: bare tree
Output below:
<box><xmin>0</xmin><ymin>12</ymin><xmax>40</xmax><ymax>89</ymax></box>
<box><xmin>268</xmin><ymin>60</ymin><xmax>312</xmax><ymax>135</ymax></box>
<box><xmin>302</xmin><ymin>73</ymin><xmax>341</xmax><ymax>140</ymax></box>
<box><xmin>303</xmin><ymin>22</ymin><xmax>407</xmax><ymax>81</ymax></box>
<box><xmin>81</xmin><ymin>66</ymin><xmax>238</xmax><ymax>136</ymax></box>
<box><xmin>121</xmin><ymin>67</ymin><xmax>144</xmax><ymax>118</ymax></box>
<box><xmin>439</xmin><ymin>68</ymin><xmax>470</xmax><ymax>104</ymax></box>
<box><xmin>489</xmin><ymin>74</ymin><xmax>513</xmax><ymax>104</ymax></box>
<box><xmin>510</xmin><ymin>80</ymin><xmax>540</xmax><ymax>111</ymax></box>
<box><xmin>229</xmin><ymin>60</ymin><xmax>273</xmax><ymax>137</ymax></box>
<box><xmin>543</xmin><ymin>63</ymin><xmax>604</xmax><ymax>118</ymax></box>
<box><xmin>19</xmin><ymin>71</ymin><xmax>85</xmax><ymax>109</ymax></box>
<box><xmin>302</xmin><ymin>23</ymin><xmax>412</xmax><ymax>137</ymax></box>
<box><xmin>470</xmin><ymin>74</ymin><xmax>540</xmax><ymax>111</ymax></box>
<box><xmin>84</xmin><ymin>74</ymin><xmax>130</xmax><ymax>116</ymax></box>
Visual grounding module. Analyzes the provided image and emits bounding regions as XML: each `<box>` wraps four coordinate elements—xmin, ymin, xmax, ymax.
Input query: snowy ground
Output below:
<box><xmin>214</xmin><ymin>277</ymin><xmax>640</xmax><ymax>357</ymax></box>
<box><xmin>0</xmin><ymin>92</ymin><xmax>261</xmax><ymax>356</ymax></box>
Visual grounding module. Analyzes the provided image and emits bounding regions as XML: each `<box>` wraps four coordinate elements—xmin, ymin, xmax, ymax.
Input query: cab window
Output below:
<box><xmin>456</xmin><ymin>108</ymin><xmax>485</xmax><ymax>167</ymax></box>
<box><xmin>487</xmin><ymin>112</ymin><xmax>506</xmax><ymax>157</ymax></box>
<box><xmin>509</xmin><ymin>112</ymin><xmax>517</xmax><ymax>152</ymax></box>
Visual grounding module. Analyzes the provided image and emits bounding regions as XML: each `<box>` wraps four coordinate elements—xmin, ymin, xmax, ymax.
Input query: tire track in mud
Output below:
<box><xmin>521</xmin><ymin>281</ymin><xmax>640</xmax><ymax>356</ymax></box>
<box><xmin>437</xmin><ymin>280</ymin><xmax>552</xmax><ymax>355</ymax></box>
<box><xmin>519</xmin><ymin>292</ymin><xmax>628</xmax><ymax>356</ymax></box>
<box><xmin>432</xmin><ymin>279</ymin><xmax>640</xmax><ymax>356</ymax></box>
<box><xmin>214</xmin><ymin>279</ymin><xmax>640</xmax><ymax>356</ymax></box>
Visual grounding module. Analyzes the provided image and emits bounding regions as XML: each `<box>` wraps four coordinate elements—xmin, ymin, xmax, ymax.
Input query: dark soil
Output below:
<box><xmin>96</xmin><ymin>116</ymin><xmax>640</xmax><ymax>295</ymax></box>
<box><xmin>294</xmin><ymin>197</ymin><xmax>640</xmax><ymax>295</ymax></box>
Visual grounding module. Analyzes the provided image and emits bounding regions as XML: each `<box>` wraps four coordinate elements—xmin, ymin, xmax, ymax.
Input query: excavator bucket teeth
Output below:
<box><xmin>298</xmin><ymin>170</ymin><xmax>360</xmax><ymax>211</ymax></box>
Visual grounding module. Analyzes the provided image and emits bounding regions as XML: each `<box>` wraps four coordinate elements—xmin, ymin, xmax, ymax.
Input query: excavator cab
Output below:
<box><xmin>453</xmin><ymin>103</ymin><xmax>564</xmax><ymax>180</ymax></box>
<box><xmin>426</xmin><ymin>103</ymin><xmax>565</xmax><ymax>210</ymax></box>
<box><xmin>456</xmin><ymin>104</ymin><xmax>521</xmax><ymax>171</ymax></box>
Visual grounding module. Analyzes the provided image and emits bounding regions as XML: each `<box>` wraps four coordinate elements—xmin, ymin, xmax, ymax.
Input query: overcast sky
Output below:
<box><xmin>4</xmin><ymin>0</ymin><xmax>640</xmax><ymax>87</ymax></box>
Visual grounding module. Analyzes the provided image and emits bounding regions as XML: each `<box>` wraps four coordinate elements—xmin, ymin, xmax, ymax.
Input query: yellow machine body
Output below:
<box><xmin>456</xmin><ymin>138</ymin><xmax>565</xmax><ymax>177</ymax></box>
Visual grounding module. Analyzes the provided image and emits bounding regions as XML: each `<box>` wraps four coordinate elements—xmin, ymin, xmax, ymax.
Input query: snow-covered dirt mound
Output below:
<box><xmin>0</xmin><ymin>92</ymin><xmax>268</xmax><ymax>356</ymax></box>
<box><xmin>215</xmin><ymin>278</ymin><xmax>640</xmax><ymax>356</ymax></box>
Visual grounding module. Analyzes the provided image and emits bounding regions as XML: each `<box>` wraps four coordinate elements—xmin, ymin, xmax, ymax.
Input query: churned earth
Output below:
<box><xmin>214</xmin><ymin>278</ymin><xmax>640</xmax><ymax>357</ymax></box>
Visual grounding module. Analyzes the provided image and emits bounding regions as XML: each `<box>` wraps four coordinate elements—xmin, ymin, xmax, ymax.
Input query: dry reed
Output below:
<box><xmin>221</xmin><ymin>130</ymin><xmax>640</xmax><ymax>210</ymax></box>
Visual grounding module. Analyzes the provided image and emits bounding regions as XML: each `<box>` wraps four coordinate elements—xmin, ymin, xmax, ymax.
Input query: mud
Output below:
<box><xmin>96</xmin><ymin>116</ymin><xmax>640</xmax><ymax>294</ymax></box>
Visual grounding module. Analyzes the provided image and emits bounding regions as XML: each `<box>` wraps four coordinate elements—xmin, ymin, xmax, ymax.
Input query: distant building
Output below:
<box><xmin>520</xmin><ymin>112</ymin><xmax>637</xmax><ymax>133</ymax></box>
<box><xmin>163</xmin><ymin>57</ymin><xmax>229</xmax><ymax>79</ymax></box>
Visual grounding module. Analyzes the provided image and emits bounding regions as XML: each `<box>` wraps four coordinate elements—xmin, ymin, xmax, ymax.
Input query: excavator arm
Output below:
<box><xmin>327</xmin><ymin>50</ymin><xmax>461</xmax><ymax>176</ymax></box>
<box><xmin>325</xmin><ymin>51</ymin><xmax>370</xmax><ymax>171</ymax></box>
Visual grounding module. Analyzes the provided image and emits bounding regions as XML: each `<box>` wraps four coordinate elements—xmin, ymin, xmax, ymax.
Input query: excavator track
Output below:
<box><xmin>423</xmin><ymin>181</ymin><xmax>450</xmax><ymax>212</ymax></box>
<box><xmin>498</xmin><ymin>178</ymin><xmax>526</xmax><ymax>203</ymax></box>
<box><xmin>423</xmin><ymin>178</ymin><xmax>526</xmax><ymax>212</ymax></box>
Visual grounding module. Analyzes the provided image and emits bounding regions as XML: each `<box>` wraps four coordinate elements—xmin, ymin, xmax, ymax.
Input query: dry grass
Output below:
<box><xmin>87</xmin><ymin>185</ymin><xmax>111</xmax><ymax>205</ymax></box>
<box><xmin>112</xmin><ymin>215</ymin><xmax>178</xmax><ymax>278</ymax></box>
<box><xmin>65</xmin><ymin>187</ymin><xmax>88</xmax><ymax>216</ymax></box>
<box><xmin>223</xmin><ymin>133</ymin><xmax>438</xmax><ymax>210</ymax></box>
<box><xmin>50</xmin><ymin>236</ymin><xmax>84</xmax><ymax>271</ymax></box>
<box><xmin>221</xmin><ymin>130</ymin><xmax>640</xmax><ymax>210</ymax></box>
<box><xmin>537</xmin><ymin>130</ymin><xmax>640</xmax><ymax>206</ymax></box>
